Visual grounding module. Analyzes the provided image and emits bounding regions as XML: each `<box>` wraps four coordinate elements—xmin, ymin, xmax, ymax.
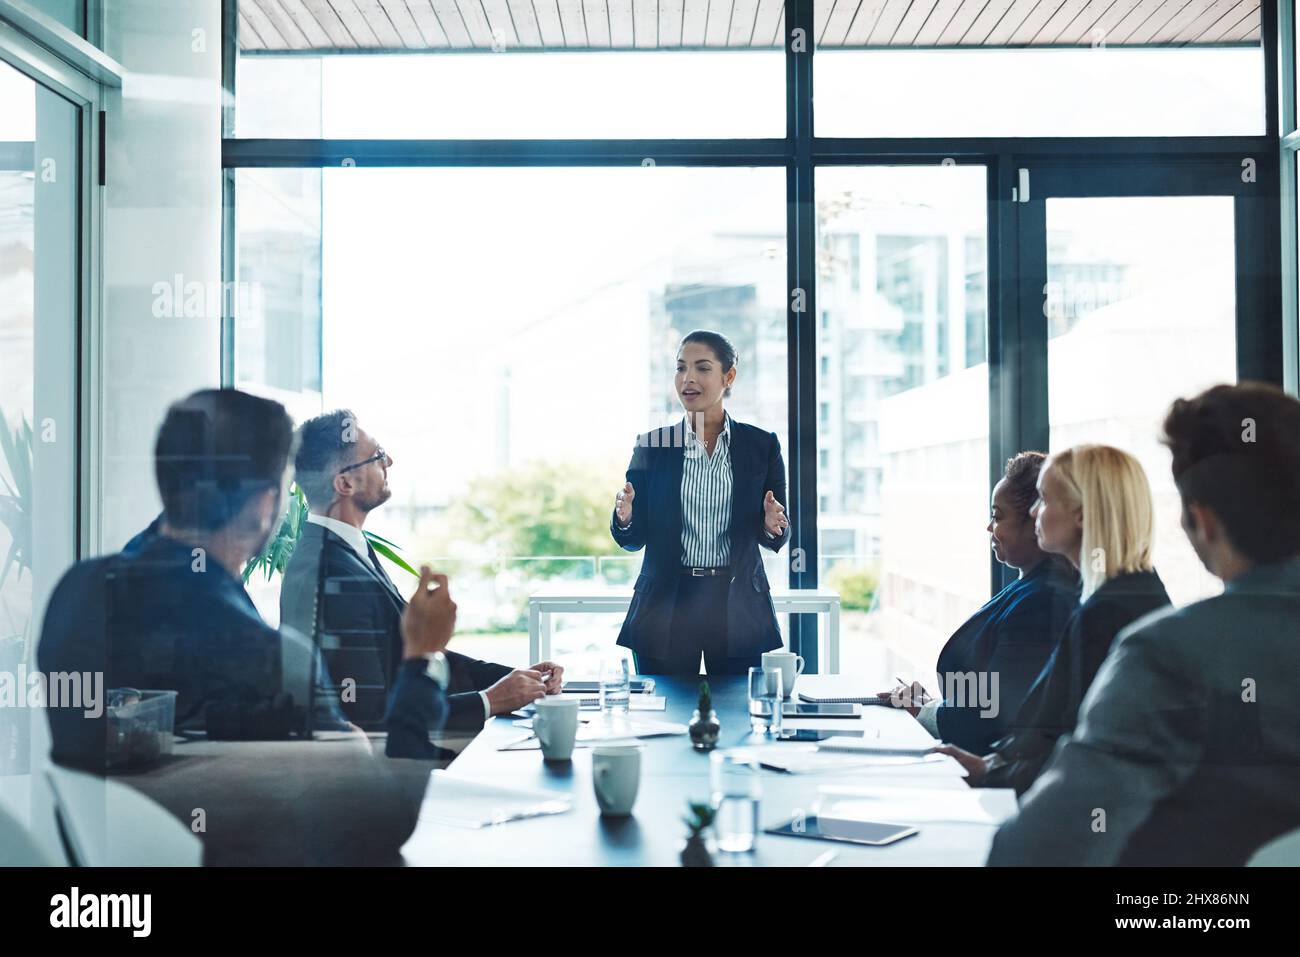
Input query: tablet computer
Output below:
<box><xmin>765</xmin><ymin>815</ymin><xmax>918</xmax><ymax>847</ymax></box>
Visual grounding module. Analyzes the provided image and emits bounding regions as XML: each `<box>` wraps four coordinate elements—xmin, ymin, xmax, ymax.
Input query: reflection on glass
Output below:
<box><xmin>0</xmin><ymin>73</ymin><xmax>35</xmax><ymax>768</ymax></box>
<box><xmin>815</xmin><ymin>165</ymin><xmax>990</xmax><ymax>681</ymax></box>
<box><xmin>235</xmin><ymin>169</ymin><xmax>322</xmax><ymax>395</ymax></box>
<box><xmin>0</xmin><ymin>59</ymin><xmax>78</xmax><ymax>781</ymax></box>
<box><xmin>1047</xmin><ymin>196</ymin><xmax>1237</xmax><ymax>606</ymax></box>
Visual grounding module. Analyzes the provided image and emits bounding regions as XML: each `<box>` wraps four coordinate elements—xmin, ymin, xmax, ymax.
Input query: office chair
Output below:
<box><xmin>45</xmin><ymin>766</ymin><xmax>202</xmax><ymax>866</ymax></box>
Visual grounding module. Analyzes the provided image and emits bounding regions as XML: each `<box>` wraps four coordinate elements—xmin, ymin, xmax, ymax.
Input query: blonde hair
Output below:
<box><xmin>1044</xmin><ymin>445</ymin><xmax>1155</xmax><ymax>601</ymax></box>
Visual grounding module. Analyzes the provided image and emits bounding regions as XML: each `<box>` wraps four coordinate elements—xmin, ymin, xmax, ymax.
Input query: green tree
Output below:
<box><xmin>446</xmin><ymin>458</ymin><xmax>627</xmax><ymax>580</ymax></box>
<box><xmin>825</xmin><ymin>563</ymin><xmax>879</xmax><ymax>612</ymax></box>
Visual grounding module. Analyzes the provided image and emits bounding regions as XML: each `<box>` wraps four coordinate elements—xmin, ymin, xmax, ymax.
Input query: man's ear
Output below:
<box><xmin>332</xmin><ymin>470</ymin><xmax>353</xmax><ymax>501</ymax></box>
<box><xmin>1185</xmin><ymin>501</ymin><xmax>1218</xmax><ymax>547</ymax></box>
<box><xmin>253</xmin><ymin>486</ymin><xmax>281</xmax><ymax>535</ymax></box>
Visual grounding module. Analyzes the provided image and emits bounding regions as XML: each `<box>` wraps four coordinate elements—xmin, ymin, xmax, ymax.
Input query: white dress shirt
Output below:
<box><xmin>305</xmin><ymin>513</ymin><xmax>489</xmax><ymax>718</ymax></box>
<box><xmin>680</xmin><ymin>412</ymin><xmax>733</xmax><ymax>567</ymax></box>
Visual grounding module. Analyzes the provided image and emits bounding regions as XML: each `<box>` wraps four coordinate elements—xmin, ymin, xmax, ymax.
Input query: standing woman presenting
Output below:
<box><xmin>611</xmin><ymin>330</ymin><xmax>791</xmax><ymax>675</ymax></box>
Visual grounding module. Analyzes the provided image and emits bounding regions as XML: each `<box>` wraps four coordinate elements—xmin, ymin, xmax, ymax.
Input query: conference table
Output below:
<box><xmin>401</xmin><ymin>674</ymin><xmax>1010</xmax><ymax>867</ymax></box>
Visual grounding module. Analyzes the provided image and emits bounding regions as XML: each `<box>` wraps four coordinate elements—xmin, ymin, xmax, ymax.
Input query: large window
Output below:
<box><xmin>815</xmin><ymin>165</ymin><xmax>989</xmax><ymax>678</ymax></box>
<box><xmin>237</xmin><ymin>51</ymin><xmax>785</xmax><ymax>139</ymax></box>
<box><xmin>237</xmin><ymin>165</ymin><xmax>788</xmax><ymax>671</ymax></box>
<box><xmin>226</xmin><ymin>0</ymin><xmax>1282</xmax><ymax>674</ymax></box>
<box><xmin>1046</xmin><ymin>195</ymin><xmax>1237</xmax><ymax>606</ymax></box>
<box><xmin>815</xmin><ymin>1</ymin><xmax>1266</xmax><ymax>136</ymax></box>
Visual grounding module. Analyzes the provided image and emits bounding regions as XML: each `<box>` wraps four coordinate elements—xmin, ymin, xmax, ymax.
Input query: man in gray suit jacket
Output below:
<box><xmin>989</xmin><ymin>383</ymin><xmax>1300</xmax><ymax>866</ymax></box>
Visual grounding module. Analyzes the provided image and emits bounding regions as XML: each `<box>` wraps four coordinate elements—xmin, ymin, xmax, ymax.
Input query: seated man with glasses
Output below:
<box><xmin>37</xmin><ymin>390</ymin><xmax>457</xmax><ymax>863</ymax></box>
<box><xmin>281</xmin><ymin>409</ymin><xmax>566</xmax><ymax>759</ymax></box>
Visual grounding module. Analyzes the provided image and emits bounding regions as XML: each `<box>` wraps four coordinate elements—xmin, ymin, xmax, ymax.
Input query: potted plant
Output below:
<box><xmin>242</xmin><ymin>484</ymin><xmax>419</xmax><ymax>582</ymax></box>
<box><xmin>687</xmin><ymin>680</ymin><xmax>721</xmax><ymax>751</ymax></box>
<box><xmin>680</xmin><ymin>802</ymin><xmax>716</xmax><ymax>867</ymax></box>
<box><xmin>0</xmin><ymin>409</ymin><xmax>33</xmax><ymax>776</ymax></box>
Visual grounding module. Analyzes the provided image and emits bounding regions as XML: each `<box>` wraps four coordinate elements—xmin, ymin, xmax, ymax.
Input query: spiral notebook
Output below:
<box><xmin>797</xmin><ymin>691</ymin><xmax>892</xmax><ymax>706</ymax></box>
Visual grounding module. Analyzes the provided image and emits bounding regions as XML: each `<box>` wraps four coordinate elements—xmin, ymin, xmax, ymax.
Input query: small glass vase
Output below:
<box><xmin>688</xmin><ymin>708</ymin><xmax>720</xmax><ymax>751</ymax></box>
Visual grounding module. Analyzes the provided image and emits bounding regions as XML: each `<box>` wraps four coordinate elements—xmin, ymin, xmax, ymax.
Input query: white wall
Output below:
<box><xmin>98</xmin><ymin>0</ymin><xmax>222</xmax><ymax>549</ymax></box>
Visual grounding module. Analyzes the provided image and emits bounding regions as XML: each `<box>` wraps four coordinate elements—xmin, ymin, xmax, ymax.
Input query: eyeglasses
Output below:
<box><xmin>338</xmin><ymin>447</ymin><xmax>388</xmax><ymax>475</ymax></box>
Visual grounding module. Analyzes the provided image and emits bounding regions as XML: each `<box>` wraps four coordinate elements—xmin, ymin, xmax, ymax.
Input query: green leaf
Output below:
<box><xmin>362</xmin><ymin>530</ymin><xmax>400</xmax><ymax>549</ymax></box>
<box><xmin>366</xmin><ymin>535</ymin><xmax>419</xmax><ymax>578</ymax></box>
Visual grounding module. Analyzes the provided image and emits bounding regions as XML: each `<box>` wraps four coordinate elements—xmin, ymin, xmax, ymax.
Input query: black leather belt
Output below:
<box><xmin>681</xmin><ymin>565</ymin><xmax>730</xmax><ymax>577</ymax></box>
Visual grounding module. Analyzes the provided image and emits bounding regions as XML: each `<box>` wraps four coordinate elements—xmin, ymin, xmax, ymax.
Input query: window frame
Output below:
<box><xmin>220</xmin><ymin>0</ymin><xmax>1285</xmax><ymax>670</ymax></box>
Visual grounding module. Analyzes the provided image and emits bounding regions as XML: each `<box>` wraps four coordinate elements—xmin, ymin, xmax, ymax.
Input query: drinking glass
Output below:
<box><xmin>599</xmin><ymin>654</ymin><xmax>631</xmax><ymax>719</ymax></box>
<box><xmin>748</xmin><ymin>666</ymin><xmax>783</xmax><ymax>737</ymax></box>
<box><xmin>710</xmin><ymin>749</ymin><xmax>761</xmax><ymax>852</ymax></box>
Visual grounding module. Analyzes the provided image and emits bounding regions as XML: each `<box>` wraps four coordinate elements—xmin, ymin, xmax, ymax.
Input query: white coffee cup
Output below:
<box><xmin>592</xmin><ymin>743</ymin><xmax>642</xmax><ymax>817</ymax></box>
<box><xmin>762</xmin><ymin>650</ymin><xmax>805</xmax><ymax>698</ymax></box>
<box><xmin>533</xmin><ymin>696</ymin><xmax>580</xmax><ymax>762</ymax></box>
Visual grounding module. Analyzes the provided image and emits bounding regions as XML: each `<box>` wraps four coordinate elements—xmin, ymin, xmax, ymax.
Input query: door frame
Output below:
<box><xmin>996</xmin><ymin>152</ymin><xmax>1282</xmax><ymax>591</ymax></box>
<box><xmin>0</xmin><ymin>16</ymin><xmax>105</xmax><ymax>565</ymax></box>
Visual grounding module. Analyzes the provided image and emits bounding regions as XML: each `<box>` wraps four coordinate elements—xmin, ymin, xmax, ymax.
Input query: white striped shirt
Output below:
<box><xmin>680</xmin><ymin>413</ymin><xmax>733</xmax><ymax>568</ymax></box>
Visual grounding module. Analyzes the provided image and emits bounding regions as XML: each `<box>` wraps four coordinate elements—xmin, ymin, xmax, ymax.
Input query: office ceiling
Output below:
<box><xmin>236</xmin><ymin>0</ymin><xmax>1262</xmax><ymax>52</ymax></box>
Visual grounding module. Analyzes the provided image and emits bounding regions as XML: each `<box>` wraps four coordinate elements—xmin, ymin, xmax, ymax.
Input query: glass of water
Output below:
<box><xmin>599</xmin><ymin>654</ymin><xmax>631</xmax><ymax>720</ymax></box>
<box><xmin>710</xmin><ymin>749</ymin><xmax>761</xmax><ymax>853</ymax></box>
<box><xmin>748</xmin><ymin>666</ymin><xmax>783</xmax><ymax>737</ymax></box>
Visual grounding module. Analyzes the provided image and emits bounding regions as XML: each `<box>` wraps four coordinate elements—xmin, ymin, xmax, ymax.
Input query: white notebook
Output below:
<box><xmin>419</xmin><ymin>772</ymin><xmax>572</xmax><ymax>828</ymax></box>
<box><xmin>815</xmin><ymin>738</ymin><xmax>941</xmax><ymax>758</ymax></box>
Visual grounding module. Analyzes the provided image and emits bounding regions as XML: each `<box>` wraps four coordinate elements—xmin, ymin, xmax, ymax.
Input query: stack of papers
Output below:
<box><xmin>419</xmin><ymin>772</ymin><xmax>573</xmax><ymax>828</ymax></box>
<box><xmin>525</xmin><ymin>695</ymin><xmax>667</xmax><ymax>713</ymax></box>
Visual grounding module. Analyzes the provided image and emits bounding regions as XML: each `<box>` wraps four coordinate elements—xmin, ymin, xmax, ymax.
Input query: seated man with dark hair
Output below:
<box><xmin>282</xmin><ymin>409</ymin><xmax>564</xmax><ymax>756</ymax></box>
<box><xmin>989</xmin><ymin>382</ymin><xmax>1300</xmax><ymax>866</ymax></box>
<box><xmin>39</xmin><ymin>389</ymin><xmax>455</xmax><ymax>771</ymax></box>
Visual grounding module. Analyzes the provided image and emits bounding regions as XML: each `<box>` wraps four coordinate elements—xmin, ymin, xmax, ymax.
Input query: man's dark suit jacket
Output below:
<box><xmin>984</xmin><ymin>569</ymin><xmax>1171</xmax><ymax>795</ymax></box>
<box><xmin>610</xmin><ymin>417</ymin><xmax>790</xmax><ymax>661</ymax></box>
<box><xmin>280</xmin><ymin>520</ymin><xmax>511</xmax><ymax>742</ymax></box>
<box><xmin>990</xmin><ymin>557</ymin><xmax>1300</xmax><ymax>866</ymax></box>
<box><xmin>37</xmin><ymin>529</ymin><xmax>445</xmax><ymax>770</ymax></box>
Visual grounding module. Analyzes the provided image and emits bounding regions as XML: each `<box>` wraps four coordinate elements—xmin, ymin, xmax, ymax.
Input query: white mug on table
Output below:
<box><xmin>592</xmin><ymin>743</ymin><xmax>641</xmax><ymax>817</ymax></box>
<box><xmin>762</xmin><ymin>649</ymin><xmax>805</xmax><ymax>698</ymax></box>
<box><xmin>533</xmin><ymin>696</ymin><xmax>580</xmax><ymax>762</ymax></box>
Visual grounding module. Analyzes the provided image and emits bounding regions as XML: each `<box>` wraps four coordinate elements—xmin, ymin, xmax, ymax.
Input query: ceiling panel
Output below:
<box><xmin>238</xmin><ymin>0</ymin><xmax>1262</xmax><ymax>50</ymax></box>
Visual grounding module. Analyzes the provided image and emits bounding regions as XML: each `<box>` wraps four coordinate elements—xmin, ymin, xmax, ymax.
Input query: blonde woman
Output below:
<box><xmin>939</xmin><ymin>444</ymin><xmax>1172</xmax><ymax>794</ymax></box>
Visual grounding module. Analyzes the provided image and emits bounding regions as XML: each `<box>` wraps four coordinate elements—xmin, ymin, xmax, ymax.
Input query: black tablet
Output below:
<box><xmin>766</xmin><ymin>815</ymin><xmax>919</xmax><ymax>846</ymax></box>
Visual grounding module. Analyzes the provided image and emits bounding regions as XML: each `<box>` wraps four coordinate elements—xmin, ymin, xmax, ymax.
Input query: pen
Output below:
<box><xmin>895</xmin><ymin>676</ymin><xmax>928</xmax><ymax>706</ymax></box>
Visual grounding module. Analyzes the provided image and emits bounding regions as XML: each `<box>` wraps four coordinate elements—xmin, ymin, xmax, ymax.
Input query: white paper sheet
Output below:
<box><xmin>418</xmin><ymin>771</ymin><xmax>573</xmax><ymax>828</ymax></box>
<box><xmin>814</xmin><ymin>784</ymin><xmax>1019</xmax><ymax>826</ymax></box>
<box><xmin>497</xmin><ymin>717</ymin><xmax>687</xmax><ymax>751</ymax></box>
<box><xmin>755</xmin><ymin>748</ymin><xmax>966</xmax><ymax>777</ymax></box>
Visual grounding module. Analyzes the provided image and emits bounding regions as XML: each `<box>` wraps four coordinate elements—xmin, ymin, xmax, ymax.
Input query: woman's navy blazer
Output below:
<box><xmin>610</xmin><ymin>417</ymin><xmax>790</xmax><ymax>660</ymax></box>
